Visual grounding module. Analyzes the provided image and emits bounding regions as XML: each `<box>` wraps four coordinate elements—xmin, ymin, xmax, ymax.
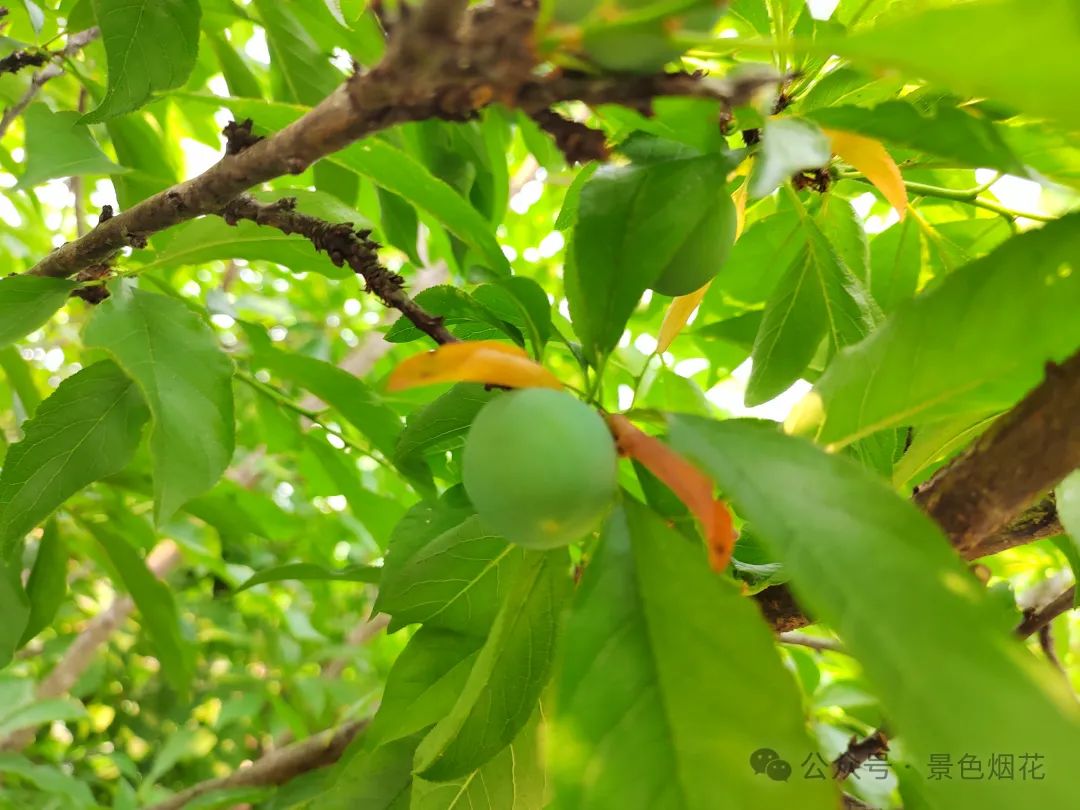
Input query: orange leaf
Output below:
<box><xmin>824</xmin><ymin>128</ymin><xmax>907</xmax><ymax>219</ymax></box>
<box><xmin>387</xmin><ymin>340</ymin><xmax>564</xmax><ymax>392</ymax></box>
<box><xmin>656</xmin><ymin>168</ymin><xmax>750</xmax><ymax>353</ymax></box>
<box><xmin>606</xmin><ymin>414</ymin><xmax>736</xmax><ymax>572</ymax></box>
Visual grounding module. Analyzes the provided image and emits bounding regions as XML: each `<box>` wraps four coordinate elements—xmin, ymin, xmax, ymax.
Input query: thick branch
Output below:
<box><xmin>758</xmin><ymin>350</ymin><xmax>1080</xmax><ymax>632</ymax></box>
<box><xmin>221</xmin><ymin>195</ymin><xmax>455</xmax><ymax>345</ymax></box>
<box><xmin>913</xmin><ymin>351</ymin><xmax>1080</xmax><ymax>556</ymax></box>
<box><xmin>144</xmin><ymin>718</ymin><xmax>367</xmax><ymax>810</ymax></box>
<box><xmin>24</xmin><ymin>0</ymin><xmax>779</xmax><ymax>282</ymax></box>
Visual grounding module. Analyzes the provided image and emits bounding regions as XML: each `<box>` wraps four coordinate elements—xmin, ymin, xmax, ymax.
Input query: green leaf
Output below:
<box><xmin>748</xmin><ymin>117</ymin><xmax>831</xmax><ymax>199</ymax></box>
<box><xmin>395</xmin><ymin>384</ymin><xmax>496</xmax><ymax>468</ymax></box>
<box><xmin>364</xmin><ymin>626</ymin><xmax>484</xmax><ymax>748</ymax></box>
<box><xmin>0</xmin><ymin>698</ymin><xmax>86</xmax><ymax>738</ymax></box>
<box><xmin>670</xmin><ymin>416</ymin><xmax>1080</xmax><ymax>809</ymax></box>
<box><xmin>816</xmin><ymin>196</ymin><xmax>868</xmax><ymax>285</ymax></box>
<box><xmin>790</xmin><ymin>214</ymin><xmax>1080</xmax><ymax>447</ymax></box>
<box><xmin>702</xmin><ymin>208</ymin><xmax>805</xmax><ymax>314</ymax></box>
<box><xmin>0</xmin><ymin>563</ymin><xmax>28</xmax><ymax>668</ymax></box>
<box><xmin>86</xmin><ymin>522</ymin><xmax>192</xmax><ymax>692</ymax></box>
<box><xmin>892</xmin><ymin>413</ymin><xmax>996</xmax><ymax>489</ymax></box>
<box><xmin>822</xmin><ymin>0</ymin><xmax>1080</xmax><ymax>134</ymax></box>
<box><xmin>325</xmin><ymin>733</ymin><xmax>419</xmax><ymax>810</ymax></box>
<box><xmin>235</xmin><ymin>562</ymin><xmax>382</xmax><ymax>592</ymax></box>
<box><xmin>383</xmin><ymin>286</ymin><xmax>517</xmax><ymax>345</ymax></box>
<box><xmin>254</xmin><ymin>0</ymin><xmax>341</xmax><ymax>105</ymax></box>
<box><xmin>84</xmin><ymin>0</ymin><xmax>201</xmax><ymax>122</ymax></box>
<box><xmin>807</xmin><ymin>101</ymin><xmax>1028</xmax><ymax>176</ymax></box>
<box><xmin>414</xmin><ymin>550</ymin><xmax>569</xmax><ymax>780</ymax></box>
<box><xmin>0</xmin><ymin>275</ymin><xmax>76</xmax><ymax>349</ymax></box>
<box><xmin>106</xmin><ymin>112</ymin><xmax>183</xmax><ymax>209</ymax></box>
<box><xmin>19</xmin><ymin>521</ymin><xmax>66</xmax><ymax>645</ymax></box>
<box><xmin>1056</xmin><ymin>470</ymin><xmax>1080</xmax><ymax>607</ymax></box>
<box><xmin>16</xmin><ymin>106</ymin><xmax>124</xmax><ymax>188</ymax></box>
<box><xmin>84</xmin><ymin>286</ymin><xmax>235</xmax><ymax>522</ymax></box>
<box><xmin>0</xmin><ymin>346</ymin><xmax>42</xmax><ymax>416</ymax></box>
<box><xmin>206</xmin><ymin>31</ymin><xmax>264</xmax><ymax>98</ymax></box>
<box><xmin>252</xmin><ymin>345</ymin><xmax>401</xmax><ymax>459</ymax></box>
<box><xmin>549</xmin><ymin>499</ymin><xmax>837</xmax><ymax>810</ymax></box>
<box><xmin>334</xmin><ymin>139</ymin><xmax>511</xmax><ymax>275</ymax></box>
<box><xmin>0</xmin><ymin>360</ymin><xmax>149</xmax><ymax>558</ymax></box>
<box><xmin>747</xmin><ymin>214</ymin><xmax>876</xmax><ymax>405</ymax></box>
<box><xmin>473</xmin><ymin>277</ymin><xmax>553</xmax><ymax>352</ymax></box>
<box><xmin>412</xmin><ymin>712</ymin><xmax>545</xmax><ymax>810</ymax></box>
<box><xmin>569</xmin><ymin>155</ymin><xmax>732</xmax><ymax>356</ymax></box>
<box><xmin>868</xmin><ymin>216</ymin><xmax>922</xmax><ymax>312</ymax></box>
<box><xmin>374</xmin><ymin>511</ymin><xmax>521</xmax><ymax>635</ymax></box>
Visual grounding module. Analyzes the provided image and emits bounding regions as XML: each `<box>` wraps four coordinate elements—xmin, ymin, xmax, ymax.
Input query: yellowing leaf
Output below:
<box><xmin>387</xmin><ymin>341</ymin><xmax>564</xmax><ymax>392</ymax></box>
<box><xmin>824</xmin><ymin>128</ymin><xmax>907</xmax><ymax>219</ymax></box>
<box><xmin>656</xmin><ymin>169</ymin><xmax>750</xmax><ymax>353</ymax></box>
<box><xmin>606</xmin><ymin>414</ymin><xmax>736</xmax><ymax>572</ymax></box>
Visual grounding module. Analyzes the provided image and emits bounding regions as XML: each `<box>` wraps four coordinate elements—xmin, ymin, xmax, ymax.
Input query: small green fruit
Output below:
<box><xmin>463</xmin><ymin>389</ymin><xmax>617</xmax><ymax>549</ymax></box>
<box><xmin>650</xmin><ymin>190</ymin><xmax>737</xmax><ymax>296</ymax></box>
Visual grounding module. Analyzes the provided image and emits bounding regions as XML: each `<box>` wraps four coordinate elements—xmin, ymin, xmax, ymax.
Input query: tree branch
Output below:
<box><xmin>221</xmin><ymin>195</ymin><xmax>455</xmax><ymax>345</ymax></box>
<box><xmin>0</xmin><ymin>27</ymin><xmax>99</xmax><ymax>140</ymax></box>
<box><xmin>143</xmin><ymin>718</ymin><xmax>367</xmax><ymax>810</ymax></box>
<box><xmin>1016</xmin><ymin>587</ymin><xmax>1075</xmax><ymax>639</ymax></box>
<box><xmin>758</xmin><ymin>349</ymin><xmax>1080</xmax><ymax>632</ymax></box>
<box><xmin>833</xmin><ymin>730</ymin><xmax>889</xmax><ymax>781</ymax></box>
<box><xmin>23</xmin><ymin>0</ymin><xmax>780</xmax><ymax>282</ymax></box>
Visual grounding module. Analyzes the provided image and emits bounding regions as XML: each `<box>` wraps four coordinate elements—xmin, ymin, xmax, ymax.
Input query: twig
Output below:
<box><xmin>844</xmin><ymin>175</ymin><xmax>1059</xmax><ymax>223</ymax></box>
<box><xmin>222</xmin><ymin>195</ymin><xmax>456</xmax><ymax>345</ymax></box>
<box><xmin>833</xmin><ymin>730</ymin><xmax>889</xmax><ymax>781</ymax></box>
<box><xmin>1016</xmin><ymin>587</ymin><xmax>1075</xmax><ymax>639</ymax></box>
<box><xmin>143</xmin><ymin>718</ymin><xmax>368</xmax><ymax>810</ymax></box>
<box><xmin>1037</xmin><ymin>623</ymin><xmax>1066</xmax><ymax>675</ymax></box>
<box><xmin>777</xmin><ymin>631</ymin><xmax>845</xmax><ymax>654</ymax></box>
<box><xmin>0</xmin><ymin>28</ymin><xmax>99</xmax><ymax>139</ymax></box>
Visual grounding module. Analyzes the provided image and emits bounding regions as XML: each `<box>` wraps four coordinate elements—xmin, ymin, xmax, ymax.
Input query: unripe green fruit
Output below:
<box><xmin>463</xmin><ymin>389</ymin><xmax>618</xmax><ymax>549</ymax></box>
<box><xmin>650</xmin><ymin>191</ymin><xmax>737</xmax><ymax>296</ymax></box>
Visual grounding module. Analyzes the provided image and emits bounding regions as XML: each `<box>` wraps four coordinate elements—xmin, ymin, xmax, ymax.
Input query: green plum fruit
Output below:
<box><xmin>463</xmin><ymin>388</ymin><xmax>618</xmax><ymax>548</ymax></box>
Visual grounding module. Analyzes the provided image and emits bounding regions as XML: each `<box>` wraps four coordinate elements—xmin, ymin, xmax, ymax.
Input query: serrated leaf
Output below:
<box><xmin>549</xmin><ymin>499</ymin><xmax>837</xmax><ymax>810</ymax></box>
<box><xmin>747</xmin><ymin>214</ymin><xmax>876</xmax><ymax>405</ymax></box>
<box><xmin>788</xmin><ymin>214</ymin><xmax>1080</xmax><ymax>447</ymax></box>
<box><xmin>387</xmin><ymin>341</ymin><xmax>563</xmax><ymax>392</ymax></box>
<box><xmin>0</xmin><ymin>360</ymin><xmax>149</xmax><ymax>558</ymax></box>
<box><xmin>84</xmin><ymin>287</ymin><xmax>235</xmax><ymax>523</ymax></box>
<box><xmin>415</xmin><ymin>550</ymin><xmax>569</xmax><ymax>780</ymax></box>
<box><xmin>0</xmin><ymin>275</ymin><xmax>76</xmax><ymax>348</ymax></box>
<box><xmin>383</xmin><ymin>286</ymin><xmax>516</xmax><ymax>345</ymax></box>
<box><xmin>395</xmin><ymin>384</ymin><xmax>496</xmax><ymax>467</ymax></box>
<box><xmin>669</xmin><ymin>416</ymin><xmax>1080</xmax><ymax>809</ymax></box>
<box><xmin>375</xmin><ymin>508</ymin><xmax>522</xmax><ymax>635</ymax></box>
<box><xmin>86</xmin><ymin>526</ymin><xmax>192</xmax><ymax>693</ymax></box>
<box><xmin>325</xmin><ymin>733</ymin><xmax>419</xmax><ymax>810</ymax></box>
<box><xmin>748</xmin><ymin>117</ymin><xmax>831</xmax><ymax>199</ymax></box>
<box><xmin>365</xmin><ymin>627</ymin><xmax>484</xmax><ymax>749</ymax></box>
<box><xmin>412</xmin><ymin>712</ymin><xmax>545</xmax><ymax>810</ymax></box>
<box><xmin>0</xmin><ymin>564</ymin><xmax>28</xmax><ymax>668</ymax></box>
<box><xmin>84</xmin><ymin>0</ymin><xmax>201</xmax><ymax>122</ymax></box>
<box><xmin>235</xmin><ymin>563</ymin><xmax>381</xmax><ymax>592</ymax></box>
<box><xmin>17</xmin><ymin>106</ymin><xmax>124</xmax><ymax>189</ymax></box>
<box><xmin>473</xmin><ymin>277</ymin><xmax>553</xmax><ymax>352</ymax></box>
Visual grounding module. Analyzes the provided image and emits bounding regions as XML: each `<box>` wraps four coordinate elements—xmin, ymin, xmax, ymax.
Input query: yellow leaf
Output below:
<box><xmin>656</xmin><ymin>170</ymin><xmax>751</xmax><ymax>353</ymax></box>
<box><xmin>387</xmin><ymin>340</ymin><xmax>564</xmax><ymax>392</ymax></box>
<box><xmin>824</xmin><ymin>128</ymin><xmax>907</xmax><ymax>219</ymax></box>
<box><xmin>606</xmin><ymin>414</ymin><xmax>737</xmax><ymax>572</ymax></box>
